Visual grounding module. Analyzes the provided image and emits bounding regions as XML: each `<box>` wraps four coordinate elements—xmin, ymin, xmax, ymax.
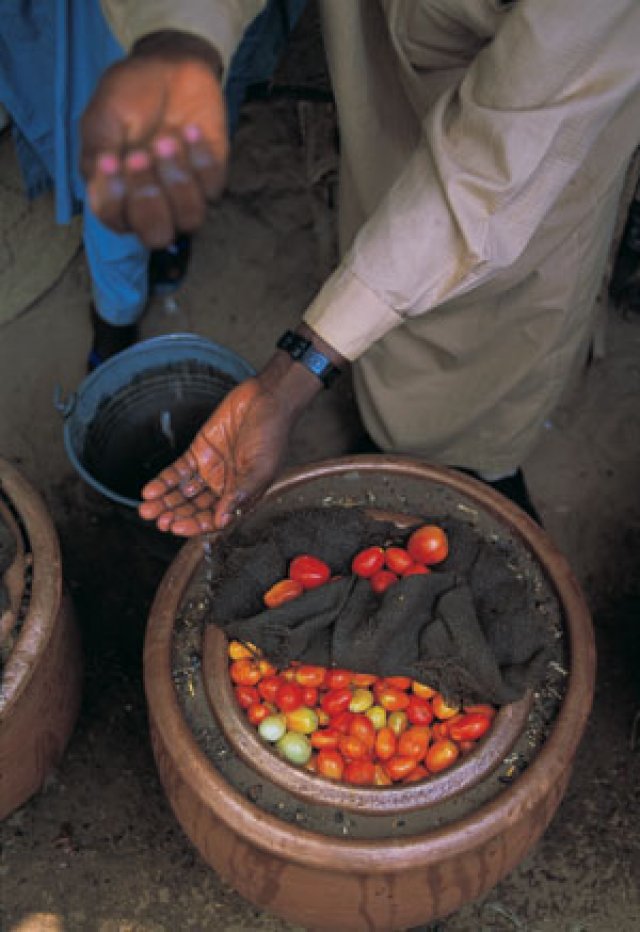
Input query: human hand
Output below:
<box><xmin>80</xmin><ymin>31</ymin><xmax>228</xmax><ymax>248</ymax></box>
<box><xmin>138</xmin><ymin>377</ymin><xmax>294</xmax><ymax>536</ymax></box>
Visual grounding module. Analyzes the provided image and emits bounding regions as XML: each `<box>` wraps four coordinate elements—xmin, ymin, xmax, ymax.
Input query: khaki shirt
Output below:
<box><xmin>101</xmin><ymin>0</ymin><xmax>640</xmax><ymax>469</ymax></box>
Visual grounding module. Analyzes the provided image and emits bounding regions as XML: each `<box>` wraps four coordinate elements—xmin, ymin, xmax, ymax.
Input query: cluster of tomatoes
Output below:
<box><xmin>264</xmin><ymin>523</ymin><xmax>450</xmax><ymax>608</ymax></box>
<box><xmin>228</xmin><ymin>524</ymin><xmax>496</xmax><ymax>786</ymax></box>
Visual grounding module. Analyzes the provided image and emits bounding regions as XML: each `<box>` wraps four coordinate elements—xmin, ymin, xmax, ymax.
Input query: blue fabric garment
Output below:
<box><xmin>0</xmin><ymin>0</ymin><xmax>307</xmax><ymax>324</ymax></box>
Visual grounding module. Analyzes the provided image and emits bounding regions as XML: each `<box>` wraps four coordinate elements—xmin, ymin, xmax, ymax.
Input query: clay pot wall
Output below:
<box><xmin>0</xmin><ymin>458</ymin><xmax>82</xmax><ymax>819</ymax></box>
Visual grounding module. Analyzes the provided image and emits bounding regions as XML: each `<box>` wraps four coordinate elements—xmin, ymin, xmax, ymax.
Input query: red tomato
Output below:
<box><xmin>229</xmin><ymin>659</ymin><xmax>262</xmax><ymax>686</ymax></box>
<box><xmin>387</xmin><ymin>711</ymin><xmax>409</xmax><ymax>736</ymax></box>
<box><xmin>448</xmin><ymin>713</ymin><xmax>492</xmax><ymax>743</ymax></box>
<box><xmin>398</xmin><ymin>726</ymin><xmax>431</xmax><ymax>760</ymax></box>
<box><xmin>351</xmin><ymin>672</ymin><xmax>379</xmax><ymax>687</ymax></box>
<box><xmin>317</xmin><ymin>749</ymin><xmax>345</xmax><ymax>781</ymax></box>
<box><xmin>300</xmin><ymin>685</ymin><xmax>319</xmax><ymax>707</ymax></box>
<box><xmin>344</xmin><ymin>760</ymin><xmax>376</xmax><ymax>785</ymax></box>
<box><xmin>325</xmin><ymin>669</ymin><xmax>352</xmax><ymax>690</ymax></box>
<box><xmin>377</xmin><ymin>685</ymin><xmax>410</xmax><ymax>712</ymax></box>
<box><xmin>458</xmin><ymin>740</ymin><xmax>476</xmax><ymax>755</ymax></box>
<box><xmin>402</xmin><ymin>764</ymin><xmax>429</xmax><ymax>784</ymax></box>
<box><xmin>406</xmin><ymin>525</ymin><xmax>449</xmax><ymax>566</ymax></box>
<box><xmin>432</xmin><ymin>694</ymin><xmax>460</xmax><ymax>720</ymax></box>
<box><xmin>403</xmin><ymin>563</ymin><xmax>430</xmax><ymax>577</ymax></box>
<box><xmin>374</xmin><ymin>764</ymin><xmax>393</xmax><ymax>786</ymax></box>
<box><xmin>351</xmin><ymin>546</ymin><xmax>385</xmax><ymax>578</ymax></box>
<box><xmin>329</xmin><ymin>710</ymin><xmax>355</xmax><ymax>734</ymax></box>
<box><xmin>384</xmin><ymin>547</ymin><xmax>414</xmax><ymax>576</ymax></box>
<box><xmin>425</xmin><ymin>738</ymin><xmax>460</xmax><ymax>773</ymax></box>
<box><xmin>406</xmin><ymin>695</ymin><xmax>434</xmax><ymax>726</ymax></box>
<box><xmin>289</xmin><ymin>554</ymin><xmax>331</xmax><ymax>590</ymax></box>
<box><xmin>431</xmin><ymin>722</ymin><xmax>450</xmax><ymax>741</ymax></box>
<box><xmin>370</xmin><ymin>569</ymin><xmax>398</xmax><ymax>595</ymax></box>
<box><xmin>412</xmin><ymin>680</ymin><xmax>437</xmax><ymax>699</ymax></box>
<box><xmin>257</xmin><ymin>675</ymin><xmax>284</xmax><ymax>704</ymax></box>
<box><xmin>383</xmin><ymin>676</ymin><xmax>412</xmax><ymax>691</ymax></box>
<box><xmin>295</xmin><ymin>665</ymin><xmax>327</xmax><ymax>688</ymax></box>
<box><xmin>246</xmin><ymin>702</ymin><xmax>270</xmax><ymax>726</ymax></box>
<box><xmin>385</xmin><ymin>755</ymin><xmax>420</xmax><ymax>782</ymax></box>
<box><xmin>339</xmin><ymin>734</ymin><xmax>370</xmax><ymax>761</ymax></box>
<box><xmin>375</xmin><ymin>727</ymin><xmax>397</xmax><ymax>762</ymax></box>
<box><xmin>234</xmin><ymin>685</ymin><xmax>259</xmax><ymax>709</ymax></box>
<box><xmin>275</xmin><ymin>682</ymin><xmax>304</xmax><ymax>713</ymax></box>
<box><xmin>310</xmin><ymin>728</ymin><xmax>340</xmax><ymax>751</ymax></box>
<box><xmin>321</xmin><ymin>688</ymin><xmax>353</xmax><ymax>717</ymax></box>
<box><xmin>263</xmin><ymin>578</ymin><xmax>304</xmax><ymax>608</ymax></box>
<box><xmin>349</xmin><ymin>714</ymin><xmax>376</xmax><ymax>751</ymax></box>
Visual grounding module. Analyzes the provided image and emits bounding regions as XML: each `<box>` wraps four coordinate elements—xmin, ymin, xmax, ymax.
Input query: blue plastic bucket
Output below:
<box><xmin>56</xmin><ymin>334</ymin><xmax>255</xmax><ymax>509</ymax></box>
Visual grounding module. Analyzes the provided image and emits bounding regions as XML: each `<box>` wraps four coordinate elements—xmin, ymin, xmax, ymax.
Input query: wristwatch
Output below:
<box><xmin>276</xmin><ymin>330</ymin><xmax>342</xmax><ymax>388</ymax></box>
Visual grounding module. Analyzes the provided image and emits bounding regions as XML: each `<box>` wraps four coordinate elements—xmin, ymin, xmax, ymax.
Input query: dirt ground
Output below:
<box><xmin>1</xmin><ymin>9</ymin><xmax>639</xmax><ymax>932</ymax></box>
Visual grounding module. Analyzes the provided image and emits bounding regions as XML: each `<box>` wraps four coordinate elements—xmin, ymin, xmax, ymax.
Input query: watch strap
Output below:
<box><xmin>276</xmin><ymin>330</ymin><xmax>341</xmax><ymax>388</ymax></box>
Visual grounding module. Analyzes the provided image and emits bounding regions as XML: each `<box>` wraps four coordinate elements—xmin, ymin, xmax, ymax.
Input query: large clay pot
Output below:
<box><xmin>144</xmin><ymin>456</ymin><xmax>595</xmax><ymax>931</ymax></box>
<box><xmin>0</xmin><ymin>458</ymin><xmax>82</xmax><ymax>819</ymax></box>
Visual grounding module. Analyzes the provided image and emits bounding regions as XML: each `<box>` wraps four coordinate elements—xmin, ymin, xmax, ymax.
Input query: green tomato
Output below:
<box><xmin>277</xmin><ymin>731</ymin><xmax>312</xmax><ymax>766</ymax></box>
<box><xmin>258</xmin><ymin>714</ymin><xmax>287</xmax><ymax>743</ymax></box>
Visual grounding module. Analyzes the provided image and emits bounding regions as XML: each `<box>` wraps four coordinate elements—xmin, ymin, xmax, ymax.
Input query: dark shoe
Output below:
<box><xmin>148</xmin><ymin>235</ymin><xmax>191</xmax><ymax>296</ymax></box>
<box><xmin>88</xmin><ymin>304</ymin><xmax>138</xmax><ymax>372</ymax></box>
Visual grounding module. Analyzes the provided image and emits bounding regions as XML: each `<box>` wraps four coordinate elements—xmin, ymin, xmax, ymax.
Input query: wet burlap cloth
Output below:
<box><xmin>208</xmin><ymin>507</ymin><xmax>553</xmax><ymax>706</ymax></box>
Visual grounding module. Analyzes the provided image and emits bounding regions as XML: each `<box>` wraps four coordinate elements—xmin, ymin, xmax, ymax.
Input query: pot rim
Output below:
<box><xmin>144</xmin><ymin>455</ymin><xmax>596</xmax><ymax>871</ymax></box>
<box><xmin>0</xmin><ymin>457</ymin><xmax>63</xmax><ymax>716</ymax></box>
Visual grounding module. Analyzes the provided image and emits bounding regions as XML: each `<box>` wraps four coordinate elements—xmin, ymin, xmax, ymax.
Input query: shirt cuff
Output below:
<box><xmin>302</xmin><ymin>264</ymin><xmax>404</xmax><ymax>362</ymax></box>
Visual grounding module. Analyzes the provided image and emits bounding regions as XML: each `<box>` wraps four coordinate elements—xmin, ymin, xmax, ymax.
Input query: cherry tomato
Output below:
<box><xmin>398</xmin><ymin>726</ymin><xmax>431</xmax><ymax>760</ymax></box>
<box><xmin>406</xmin><ymin>695</ymin><xmax>434</xmax><ymax>726</ymax></box>
<box><xmin>229</xmin><ymin>659</ymin><xmax>262</xmax><ymax>686</ymax></box>
<box><xmin>247</xmin><ymin>702</ymin><xmax>270</xmax><ymax>726</ymax></box>
<box><xmin>287</xmin><ymin>706</ymin><xmax>319</xmax><ymax>734</ymax></box>
<box><xmin>289</xmin><ymin>554</ymin><xmax>331</xmax><ymax>590</ymax></box>
<box><xmin>370</xmin><ymin>569</ymin><xmax>398</xmax><ymax>594</ymax></box>
<box><xmin>295</xmin><ymin>665</ymin><xmax>327</xmax><ymax>688</ymax></box>
<box><xmin>343</xmin><ymin>760</ymin><xmax>376</xmax><ymax>785</ymax></box>
<box><xmin>300</xmin><ymin>685</ymin><xmax>319</xmax><ymax>707</ymax></box>
<box><xmin>387</xmin><ymin>711</ymin><xmax>409</xmax><ymax>736</ymax></box>
<box><xmin>463</xmin><ymin>703</ymin><xmax>497</xmax><ymax>719</ymax></box>
<box><xmin>325</xmin><ymin>668</ymin><xmax>352</xmax><ymax>690</ymax></box>
<box><xmin>385</xmin><ymin>755</ymin><xmax>420</xmax><ymax>782</ymax></box>
<box><xmin>317</xmin><ymin>749</ymin><xmax>345</xmax><ymax>781</ymax></box>
<box><xmin>316</xmin><ymin>708</ymin><xmax>331</xmax><ymax>727</ymax></box>
<box><xmin>349</xmin><ymin>714</ymin><xmax>376</xmax><ymax>751</ymax></box>
<box><xmin>432</xmin><ymin>694</ymin><xmax>460</xmax><ymax>720</ymax></box>
<box><xmin>263</xmin><ymin>578</ymin><xmax>304</xmax><ymax>608</ymax></box>
<box><xmin>321</xmin><ymin>688</ymin><xmax>353</xmax><ymax>717</ymax></box>
<box><xmin>402</xmin><ymin>764</ymin><xmax>429</xmax><ymax>784</ymax></box>
<box><xmin>275</xmin><ymin>682</ymin><xmax>304</xmax><ymax>713</ymax></box>
<box><xmin>258</xmin><ymin>658</ymin><xmax>277</xmax><ymax>677</ymax></box>
<box><xmin>384</xmin><ymin>547</ymin><xmax>414</xmax><ymax>576</ymax></box>
<box><xmin>375</xmin><ymin>727</ymin><xmax>397</xmax><ymax>762</ymax></box>
<box><xmin>366</xmin><ymin>705</ymin><xmax>387</xmax><ymax>730</ymax></box>
<box><xmin>425</xmin><ymin>738</ymin><xmax>460</xmax><ymax>773</ymax></box>
<box><xmin>349</xmin><ymin>688</ymin><xmax>374</xmax><ymax>713</ymax></box>
<box><xmin>228</xmin><ymin>640</ymin><xmax>256</xmax><ymax>661</ymax></box>
<box><xmin>277</xmin><ymin>732</ymin><xmax>312</xmax><ymax>765</ymax></box>
<box><xmin>458</xmin><ymin>740</ymin><xmax>476</xmax><ymax>755</ymax></box>
<box><xmin>431</xmin><ymin>722</ymin><xmax>451</xmax><ymax>740</ymax></box>
<box><xmin>351</xmin><ymin>673</ymin><xmax>379</xmax><ymax>688</ymax></box>
<box><xmin>412</xmin><ymin>680</ymin><xmax>437</xmax><ymax>699</ymax></box>
<box><xmin>339</xmin><ymin>734</ymin><xmax>370</xmax><ymax>761</ymax></box>
<box><xmin>234</xmin><ymin>685</ymin><xmax>259</xmax><ymax>709</ymax></box>
<box><xmin>406</xmin><ymin>525</ymin><xmax>449</xmax><ymax>566</ymax></box>
<box><xmin>258</xmin><ymin>675</ymin><xmax>284</xmax><ymax>704</ymax></box>
<box><xmin>448</xmin><ymin>713</ymin><xmax>492</xmax><ymax>743</ymax></box>
<box><xmin>310</xmin><ymin>728</ymin><xmax>340</xmax><ymax>751</ymax></box>
<box><xmin>383</xmin><ymin>676</ymin><xmax>412</xmax><ymax>691</ymax></box>
<box><xmin>377</xmin><ymin>685</ymin><xmax>410</xmax><ymax>712</ymax></box>
<box><xmin>403</xmin><ymin>564</ymin><xmax>430</xmax><ymax>577</ymax></box>
<box><xmin>351</xmin><ymin>546</ymin><xmax>385</xmax><ymax>578</ymax></box>
<box><xmin>374</xmin><ymin>763</ymin><xmax>394</xmax><ymax>786</ymax></box>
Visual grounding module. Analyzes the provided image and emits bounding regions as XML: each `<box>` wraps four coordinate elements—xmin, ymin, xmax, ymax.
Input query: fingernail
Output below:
<box><xmin>154</xmin><ymin>136</ymin><xmax>178</xmax><ymax>158</ymax></box>
<box><xmin>183</xmin><ymin>124</ymin><xmax>202</xmax><ymax>143</ymax></box>
<box><xmin>126</xmin><ymin>150</ymin><xmax>150</xmax><ymax>171</ymax></box>
<box><xmin>97</xmin><ymin>153</ymin><xmax>119</xmax><ymax>175</ymax></box>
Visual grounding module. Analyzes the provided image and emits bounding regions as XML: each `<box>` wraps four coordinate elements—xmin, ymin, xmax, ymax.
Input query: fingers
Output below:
<box><xmin>123</xmin><ymin>150</ymin><xmax>175</xmax><ymax>248</ymax></box>
<box><xmin>182</xmin><ymin>124</ymin><xmax>227</xmax><ymax>201</ymax></box>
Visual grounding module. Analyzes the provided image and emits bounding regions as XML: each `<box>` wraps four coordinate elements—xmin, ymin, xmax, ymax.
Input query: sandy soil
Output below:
<box><xmin>1</xmin><ymin>8</ymin><xmax>639</xmax><ymax>931</ymax></box>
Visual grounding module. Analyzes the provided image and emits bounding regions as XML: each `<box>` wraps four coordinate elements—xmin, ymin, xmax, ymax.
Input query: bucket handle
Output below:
<box><xmin>53</xmin><ymin>385</ymin><xmax>76</xmax><ymax>419</ymax></box>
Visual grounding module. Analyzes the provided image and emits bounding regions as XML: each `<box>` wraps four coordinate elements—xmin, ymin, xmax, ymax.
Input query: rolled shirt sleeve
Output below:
<box><xmin>304</xmin><ymin>0</ymin><xmax>640</xmax><ymax>361</ymax></box>
<box><xmin>100</xmin><ymin>0</ymin><xmax>267</xmax><ymax>75</ymax></box>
